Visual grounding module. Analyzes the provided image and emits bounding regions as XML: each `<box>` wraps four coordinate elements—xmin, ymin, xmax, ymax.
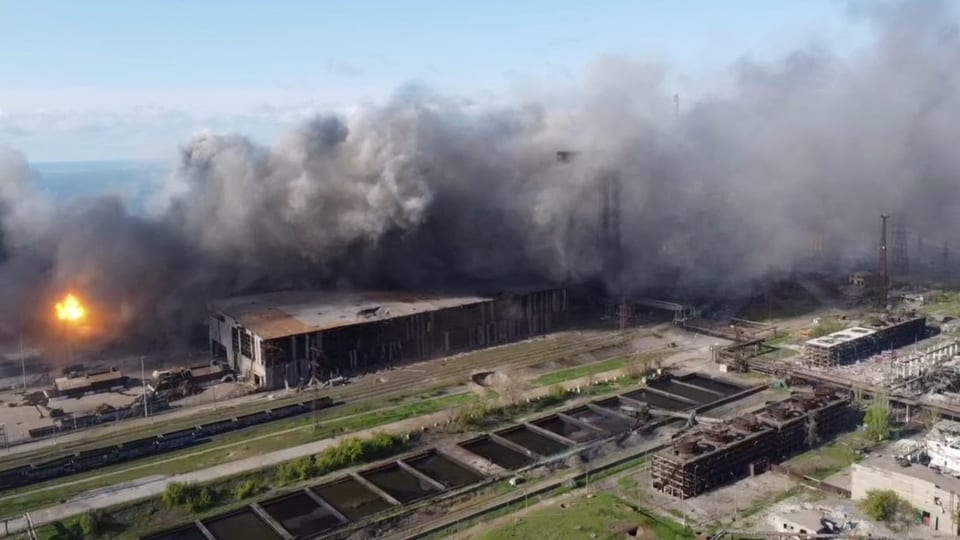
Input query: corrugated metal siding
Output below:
<box><xmin>251</xmin><ymin>287</ymin><xmax>569</xmax><ymax>389</ymax></box>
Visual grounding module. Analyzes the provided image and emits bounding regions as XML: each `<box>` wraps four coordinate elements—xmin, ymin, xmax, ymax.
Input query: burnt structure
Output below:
<box><xmin>209</xmin><ymin>288</ymin><xmax>568</xmax><ymax>390</ymax></box>
<box><xmin>802</xmin><ymin>313</ymin><xmax>926</xmax><ymax>368</ymax></box>
<box><xmin>756</xmin><ymin>391</ymin><xmax>849</xmax><ymax>462</ymax></box>
<box><xmin>651</xmin><ymin>391</ymin><xmax>850</xmax><ymax>499</ymax></box>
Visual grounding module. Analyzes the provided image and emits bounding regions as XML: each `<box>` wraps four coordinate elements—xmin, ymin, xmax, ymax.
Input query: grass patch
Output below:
<box><xmin>617</xmin><ymin>476</ymin><xmax>638</xmax><ymax>491</ymax></box>
<box><xmin>536</xmin><ymin>357</ymin><xmax>629</xmax><ymax>386</ymax></box>
<box><xmin>473</xmin><ymin>493</ymin><xmax>694</xmax><ymax>540</ymax></box>
<box><xmin>922</xmin><ymin>291</ymin><xmax>960</xmax><ymax>318</ymax></box>
<box><xmin>786</xmin><ymin>436</ymin><xmax>864</xmax><ymax>479</ymax></box>
<box><xmin>582</xmin><ymin>455</ymin><xmax>647</xmax><ymax>484</ymax></box>
<box><xmin>451</xmin><ymin>386</ymin><xmax>573</xmax><ymax>431</ymax></box>
<box><xmin>765</xmin><ymin>333</ymin><xmax>794</xmax><ymax>347</ymax></box>
<box><xmin>808</xmin><ymin>317</ymin><xmax>847</xmax><ymax>338</ymax></box>
<box><xmin>0</xmin><ymin>392</ymin><xmax>474</xmax><ymax>519</ymax></box>
<box><xmin>74</xmin><ymin>432</ymin><xmax>415</xmax><ymax>539</ymax></box>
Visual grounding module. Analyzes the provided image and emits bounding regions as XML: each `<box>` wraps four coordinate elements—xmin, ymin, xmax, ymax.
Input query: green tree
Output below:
<box><xmin>865</xmin><ymin>394</ymin><xmax>892</xmax><ymax>441</ymax></box>
<box><xmin>860</xmin><ymin>489</ymin><xmax>912</xmax><ymax>522</ymax></box>
<box><xmin>161</xmin><ymin>482</ymin><xmax>195</xmax><ymax>508</ymax></box>
<box><xmin>233</xmin><ymin>480</ymin><xmax>260</xmax><ymax>500</ymax></box>
<box><xmin>78</xmin><ymin>510</ymin><xmax>106</xmax><ymax>536</ymax></box>
<box><xmin>47</xmin><ymin>521</ymin><xmax>84</xmax><ymax>540</ymax></box>
<box><xmin>190</xmin><ymin>487</ymin><xmax>216</xmax><ymax>512</ymax></box>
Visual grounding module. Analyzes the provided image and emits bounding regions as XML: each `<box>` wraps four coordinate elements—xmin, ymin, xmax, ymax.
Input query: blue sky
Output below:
<box><xmin>0</xmin><ymin>0</ymin><xmax>871</xmax><ymax>161</ymax></box>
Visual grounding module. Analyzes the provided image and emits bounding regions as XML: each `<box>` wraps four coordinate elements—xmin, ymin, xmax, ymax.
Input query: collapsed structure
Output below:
<box><xmin>209</xmin><ymin>288</ymin><xmax>568</xmax><ymax>390</ymax></box>
<box><xmin>802</xmin><ymin>314</ymin><xmax>926</xmax><ymax>368</ymax></box>
<box><xmin>651</xmin><ymin>391</ymin><xmax>850</xmax><ymax>499</ymax></box>
<box><xmin>925</xmin><ymin>420</ymin><xmax>960</xmax><ymax>477</ymax></box>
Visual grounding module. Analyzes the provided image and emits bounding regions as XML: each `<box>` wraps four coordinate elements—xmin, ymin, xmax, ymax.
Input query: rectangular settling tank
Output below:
<box><xmin>564</xmin><ymin>405</ymin><xmax>632</xmax><ymax>434</ymax></box>
<box><xmin>460</xmin><ymin>436</ymin><xmax>534</xmax><ymax>470</ymax></box>
<box><xmin>403</xmin><ymin>450</ymin><xmax>484</xmax><ymax>489</ymax></box>
<box><xmin>680</xmin><ymin>374</ymin><xmax>743</xmax><ymax>396</ymax></box>
<box><xmin>594</xmin><ymin>396</ymin><xmax>643</xmax><ymax>417</ymax></box>
<box><xmin>142</xmin><ymin>525</ymin><xmax>210</xmax><ymax>540</ymax></box>
<box><xmin>203</xmin><ymin>509</ymin><xmax>283</xmax><ymax>540</ymax></box>
<box><xmin>495</xmin><ymin>426</ymin><xmax>569</xmax><ymax>456</ymax></box>
<box><xmin>260</xmin><ymin>491</ymin><xmax>344</xmax><ymax>537</ymax></box>
<box><xmin>622</xmin><ymin>389</ymin><xmax>692</xmax><ymax>411</ymax></box>
<box><xmin>647</xmin><ymin>379</ymin><xmax>720</xmax><ymax>404</ymax></box>
<box><xmin>312</xmin><ymin>477</ymin><xmax>394</xmax><ymax>521</ymax></box>
<box><xmin>361</xmin><ymin>463</ymin><xmax>439</xmax><ymax>503</ymax></box>
<box><xmin>531</xmin><ymin>414</ymin><xmax>605</xmax><ymax>442</ymax></box>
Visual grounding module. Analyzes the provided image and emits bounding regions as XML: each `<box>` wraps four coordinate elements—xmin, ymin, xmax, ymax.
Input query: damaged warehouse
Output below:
<box><xmin>651</xmin><ymin>391</ymin><xmax>851</xmax><ymax>499</ymax></box>
<box><xmin>802</xmin><ymin>313</ymin><xmax>927</xmax><ymax>368</ymax></box>
<box><xmin>208</xmin><ymin>288</ymin><xmax>568</xmax><ymax>390</ymax></box>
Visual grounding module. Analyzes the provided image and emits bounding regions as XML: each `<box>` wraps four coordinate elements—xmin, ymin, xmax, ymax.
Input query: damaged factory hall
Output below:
<box><xmin>651</xmin><ymin>390</ymin><xmax>852</xmax><ymax>500</ymax></box>
<box><xmin>208</xmin><ymin>288</ymin><xmax>569</xmax><ymax>390</ymax></box>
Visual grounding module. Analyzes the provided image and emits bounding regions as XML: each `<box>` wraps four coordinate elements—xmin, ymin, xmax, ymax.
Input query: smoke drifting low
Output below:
<box><xmin>2</xmin><ymin>0</ymin><xmax>959</xmax><ymax>351</ymax></box>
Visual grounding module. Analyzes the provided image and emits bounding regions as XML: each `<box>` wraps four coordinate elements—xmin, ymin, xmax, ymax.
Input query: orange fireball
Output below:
<box><xmin>55</xmin><ymin>294</ymin><xmax>87</xmax><ymax>322</ymax></box>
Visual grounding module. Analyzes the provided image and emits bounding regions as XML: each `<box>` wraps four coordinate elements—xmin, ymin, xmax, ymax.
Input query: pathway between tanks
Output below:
<box><xmin>2</xmin><ymin>372</ymin><xmax>610</xmax><ymax>536</ymax></box>
<box><xmin>3</xmin><ymin>408</ymin><xmax>456</xmax><ymax>536</ymax></box>
<box><xmin>2</xmin><ymin>330</ymin><xmax>728</xmax><ymax>536</ymax></box>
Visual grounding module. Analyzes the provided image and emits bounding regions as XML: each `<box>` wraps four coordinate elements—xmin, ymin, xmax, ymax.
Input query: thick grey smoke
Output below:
<box><xmin>1</xmin><ymin>0</ymin><xmax>959</xmax><ymax>352</ymax></box>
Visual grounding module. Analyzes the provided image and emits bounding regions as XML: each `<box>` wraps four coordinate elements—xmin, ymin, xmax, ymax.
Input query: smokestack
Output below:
<box><xmin>879</xmin><ymin>214</ymin><xmax>889</xmax><ymax>311</ymax></box>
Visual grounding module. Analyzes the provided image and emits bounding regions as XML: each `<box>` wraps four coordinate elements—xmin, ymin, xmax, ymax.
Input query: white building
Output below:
<box><xmin>852</xmin><ymin>456</ymin><xmax>960</xmax><ymax>535</ymax></box>
<box><xmin>927</xmin><ymin>420</ymin><xmax>960</xmax><ymax>477</ymax></box>
<box><xmin>770</xmin><ymin>509</ymin><xmax>839</xmax><ymax>538</ymax></box>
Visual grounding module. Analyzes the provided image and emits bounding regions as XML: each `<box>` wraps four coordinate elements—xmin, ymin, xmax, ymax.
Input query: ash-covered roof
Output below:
<box><xmin>806</xmin><ymin>326</ymin><xmax>877</xmax><ymax>348</ymax></box>
<box><xmin>210</xmin><ymin>290</ymin><xmax>496</xmax><ymax>340</ymax></box>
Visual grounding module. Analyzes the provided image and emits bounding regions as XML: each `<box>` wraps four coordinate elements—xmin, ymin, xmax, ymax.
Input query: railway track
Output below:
<box><xmin>0</xmin><ymin>328</ymin><xmax>634</xmax><ymax>473</ymax></box>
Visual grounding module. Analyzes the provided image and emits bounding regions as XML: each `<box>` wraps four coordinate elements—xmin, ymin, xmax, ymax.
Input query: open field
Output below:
<box><xmin>784</xmin><ymin>432</ymin><xmax>867</xmax><ymax>480</ymax></box>
<box><xmin>920</xmin><ymin>291</ymin><xmax>960</xmax><ymax>318</ymax></box>
<box><xmin>471</xmin><ymin>492</ymin><xmax>692</xmax><ymax>540</ymax></box>
<box><xmin>535</xmin><ymin>356</ymin><xmax>629</xmax><ymax>385</ymax></box>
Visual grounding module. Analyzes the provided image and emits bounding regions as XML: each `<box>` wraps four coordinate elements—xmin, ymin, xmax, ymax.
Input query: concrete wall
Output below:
<box><xmin>209</xmin><ymin>313</ymin><xmax>266</xmax><ymax>387</ymax></box>
<box><xmin>851</xmin><ymin>463</ymin><xmax>960</xmax><ymax>535</ymax></box>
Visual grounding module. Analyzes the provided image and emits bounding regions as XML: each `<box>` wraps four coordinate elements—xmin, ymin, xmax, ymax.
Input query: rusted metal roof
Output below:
<box><xmin>54</xmin><ymin>369</ymin><xmax>126</xmax><ymax>393</ymax></box>
<box><xmin>210</xmin><ymin>290</ymin><xmax>497</xmax><ymax>340</ymax></box>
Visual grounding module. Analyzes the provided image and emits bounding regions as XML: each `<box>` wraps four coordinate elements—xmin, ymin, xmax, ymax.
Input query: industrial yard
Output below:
<box><xmin>0</xmin><ymin>207</ymin><xmax>958</xmax><ymax>540</ymax></box>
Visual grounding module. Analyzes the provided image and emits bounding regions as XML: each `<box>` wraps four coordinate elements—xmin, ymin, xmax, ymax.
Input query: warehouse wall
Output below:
<box><xmin>257</xmin><ymin>288</ymin><xmax>569</xmax><ymax>387</ymax></box>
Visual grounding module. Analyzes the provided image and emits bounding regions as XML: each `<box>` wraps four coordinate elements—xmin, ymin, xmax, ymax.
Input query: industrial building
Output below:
<box><xmin>48</xmin><ymin>367</ymin><xmax>127</xmax><ymax>399</ymax></box>
<box><xmin>925</xmin><ymin>420</ymin><xmax>960</xmax><ymax>477</ymax></box>
<box><xmin>852</xmin><ymin>457</ymin><xmax>960</xmax><ymax>535</ymax></box>
<box><xmin>209</xmin><ymin>288</ymin><xmax>568</xmax><ymax>390</ymax></box>
<box><xmin>651</xmin><ymin>392</ymin><xmax>850</xmax><ymax>499</ymax></box>
<box><xmin>802</xmin><ymin>314</ymin><xmax>927</xmax><ymax>368</ymax></box>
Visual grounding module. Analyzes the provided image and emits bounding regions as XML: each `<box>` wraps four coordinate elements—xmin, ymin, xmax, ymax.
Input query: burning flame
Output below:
<box><xmin>55</xmin><ymin>294</ymin><xmax>87</xmax><ymax>322</ymax></box>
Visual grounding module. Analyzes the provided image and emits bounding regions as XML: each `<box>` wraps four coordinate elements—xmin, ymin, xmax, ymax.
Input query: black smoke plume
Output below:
<box><xmin>1</xmin><ymin>0</ymin><xmax>959</xmax><ymax>354</ymax></box>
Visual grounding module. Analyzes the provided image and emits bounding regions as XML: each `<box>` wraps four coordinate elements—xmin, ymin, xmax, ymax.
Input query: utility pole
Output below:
<box><xmin>19</xmin><ymin>333</ymin><xmax>25</xmax><ymax>392</ymax></box>
<box><xmin>140</xmin><ymin>355</ymin><xmax>149</xmax><ymax>419</ymax></box>
<box><xmin>879</xmin><ymin>214</ymin><xmax>890</xmax><ymax>311</ymax></box>
<box><xmin>313</xmin><ymin>384</ymin><xmax>320</xmax><ymax>433</ymax></box>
